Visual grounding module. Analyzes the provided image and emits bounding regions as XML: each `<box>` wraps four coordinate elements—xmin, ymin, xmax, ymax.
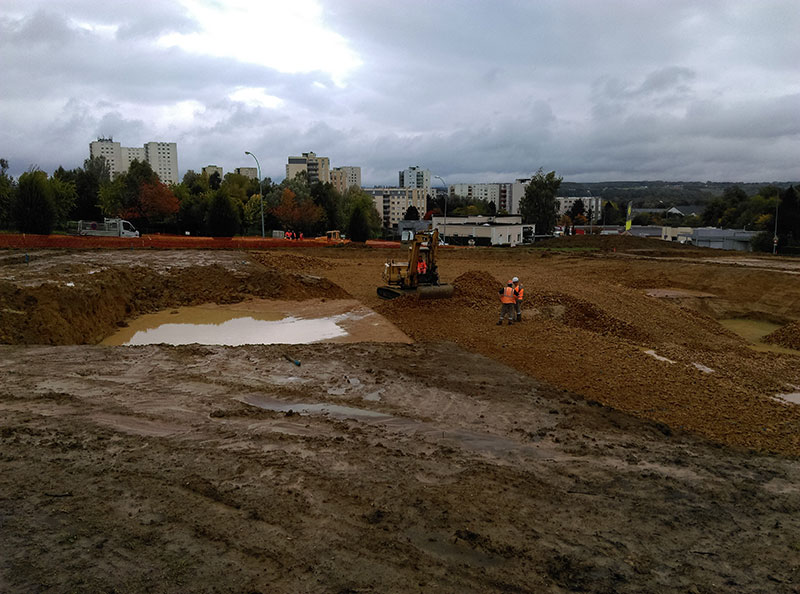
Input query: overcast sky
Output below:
<box><xmin>1</xmin><ymin>0</ymin><xmax>798</xmax><ymax>185</ymax></box>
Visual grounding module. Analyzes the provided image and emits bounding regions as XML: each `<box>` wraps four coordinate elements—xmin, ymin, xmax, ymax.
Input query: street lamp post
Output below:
<box><xmin>244</xmin><ymin>151</ymin><xmax>265</xmax><ymax>238</ymax></box>
<box><xmin>773</xmin><ymin>195</ymin><xmax>780</xmax><ymax>255</ymax></box>
<box><xmin>434</xmin><ymin>175</ymin><xmax>448</xmax><ymax>244</ymax></box>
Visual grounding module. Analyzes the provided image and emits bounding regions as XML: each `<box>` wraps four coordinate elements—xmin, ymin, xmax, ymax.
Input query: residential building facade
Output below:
<box><xmin>234</xmin><ymin>167</ymin><xmax>258</xmax><ymax>180</ymax></box>
<box><xmin>399</xmin><ymin>166</ymin><xmax>431</xmax><ymax>195</ymax></box>
<box><xmin>202</xmin><ymin>165</ymin><xmax>223</xmax><ymax>178</ymax></box>
<box><xmin>89</xmin><ymin>138</ymin><xmax>178</xmax><ymax>184</ymax></box>
<box><xmin>363</xmin><ymin>187</ymin><xmax>427</xmax><ymax>229</ymax></box>
<box><xmin>286</xmin><ymin>151</ymin><xmax>330</xmax><ymax>183</ymax></box>
<box><xmin>557</xmin><ymin>196</ymin><xmax>603</xmax><ymax>219</ymax></box>
<box><xmin>330</xmin><ymin>166</ymin><xmax>362</xmax><ymax>195</ymax></box>
<box><xmin>449</xmin><ymin>183</ymin><xmax>513</xmax><ymax>212</ymax></box>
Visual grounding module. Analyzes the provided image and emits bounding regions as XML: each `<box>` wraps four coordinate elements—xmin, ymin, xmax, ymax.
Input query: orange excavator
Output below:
<box><xmin>377</xmin><ymin>229</ymin><xmax>454</xmax><ymax>300</ymax></box>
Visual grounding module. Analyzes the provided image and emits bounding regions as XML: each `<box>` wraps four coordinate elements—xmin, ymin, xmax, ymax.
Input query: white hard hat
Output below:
<box><xmin>512</xmin><ymin>277</ymin><xmax>519</xmax><ymax>282</ymax></box>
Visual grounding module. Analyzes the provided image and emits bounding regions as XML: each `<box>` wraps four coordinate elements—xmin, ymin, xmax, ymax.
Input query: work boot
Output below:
<box><xmin>517</xmin><ymin>315</ymin><xmax>522</xmax><ymax>322</ymax></box>
<box><xmin>496</xmin><ymin>320</ymin><xmax>503</xmax><ymax>326</ymax></box>
<box><xmin>508</xmin><ymin>320</ymin><xmax>514</xmax><ymax>325</ymax></box>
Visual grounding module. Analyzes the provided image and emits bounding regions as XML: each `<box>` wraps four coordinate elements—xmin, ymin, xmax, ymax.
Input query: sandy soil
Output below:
<box><xmin>1</xmin><ymin>238</ymin><xmax>800</xmax><ymax>593</ymax></box>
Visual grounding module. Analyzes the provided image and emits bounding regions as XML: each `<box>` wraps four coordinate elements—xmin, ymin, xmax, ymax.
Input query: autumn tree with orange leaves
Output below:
<box><xmin>139</xmin><ymin>182</ymin><xmax>179</xmax><ymax>222</ymax></box>
<box><xmin>271</xmin><ymin>188</ymin><xmax>323</xmax><ymax>234</ymax></box>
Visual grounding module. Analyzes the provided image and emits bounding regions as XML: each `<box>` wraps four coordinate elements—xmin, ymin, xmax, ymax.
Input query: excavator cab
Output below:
<box><xmin>377</xmin><ymin>229</ymin><xmax>454</xmax><ymax>300</ymax></box>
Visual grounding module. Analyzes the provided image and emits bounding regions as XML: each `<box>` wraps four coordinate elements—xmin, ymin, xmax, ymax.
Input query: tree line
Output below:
<box><xmin>515</xmin><ymin>169</ymin><xmax>799</xmax><ymax>252</ymax></box>
<box><xmin>0</xmin><ymin>157</ymin><xmax>384</xmax><ymax>240</ymax></box>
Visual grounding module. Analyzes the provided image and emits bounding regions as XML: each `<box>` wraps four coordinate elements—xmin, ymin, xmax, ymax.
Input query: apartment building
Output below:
<box><xmin>202</xmin><ymin>165</ymin><xmax>223</xmax><ymax>178</ymax></box>
<box><xmin>234</xmin><ymin>167</ymin><xmax>258</xmax><ymax>180</ymax></box>
<box><xmin>449</xmin><ymin>183</ymin><xmax>513</xmax><ymax>212</ymax></box>
<box><xmin>89</xmin><ymin>138</ymin><xmax>179</xmax><ymax>184</ymax></box>
<box><xmin>286</xmin><ymin>151</ymin><xmax>330</xmax><ymax>183</ymax></box>
<box><xmin>557</xmin><ymin>196</ymin><xmax>603</xmax><ymax>218</ymax></box>
<box><xmin>363</xmin><ymin>187</ymin><xmax>427</xmax><ymax>229</ymax></box>
<box><xmin>398</xmin><ymin>166</ymin><xmax>431</xmax><ymax>195</ymax></box>
<box><xmin>330</xmin><ymin>166</ymin><xmax>362</xmax><ymax>195</ymax></box>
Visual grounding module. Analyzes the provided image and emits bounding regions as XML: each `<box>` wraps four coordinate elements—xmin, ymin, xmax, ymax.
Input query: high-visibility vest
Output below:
<box><xmin>500</xmin><ymin>285</ymin><xmax>516</xmax><ymax>304</ymax></box>
<box><xmin>516</xmin><ymin>286</ymin><xmax>523</xmax><ymax>301</ymax></box>
<box><xmin>417</xmin><ymin>260</ymin><xmax>427</xmax><ymax>274</ymax></box>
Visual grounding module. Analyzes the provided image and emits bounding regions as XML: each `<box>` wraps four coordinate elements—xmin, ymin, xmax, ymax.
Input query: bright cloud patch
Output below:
<box><xmin>159</xmin><ymin>0</ymin><xmax>362</xmax><ymax>85</ymax></box>
<box><xmin>228</xmin><ymin>87</ymin><xmax>283</xmax><ymax>109</ymax></box>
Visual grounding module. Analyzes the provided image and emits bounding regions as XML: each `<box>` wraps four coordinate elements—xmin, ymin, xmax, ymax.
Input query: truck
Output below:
<box><xmin>77</xmin><ymin>218</ymin><xmax>139</xmax><ymax>238</ymax></box>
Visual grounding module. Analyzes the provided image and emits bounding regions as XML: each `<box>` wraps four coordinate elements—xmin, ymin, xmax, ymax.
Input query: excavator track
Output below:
<box><xmin>377</xmin><ymin>284</ymin><xmax>454</xmax><ymax>300</ymax></box>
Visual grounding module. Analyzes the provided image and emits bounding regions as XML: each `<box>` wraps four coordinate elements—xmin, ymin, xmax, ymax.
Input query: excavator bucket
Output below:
<box><xmin>417</xmin><ymin>284</ymin><xmax>454</xmax><ymax>299</ymax></box>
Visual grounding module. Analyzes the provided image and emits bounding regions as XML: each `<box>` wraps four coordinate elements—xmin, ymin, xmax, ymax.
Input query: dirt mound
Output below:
<box><xmin>0</xmin><ymin>263</ymin><xmax>349</xmax><ymax>345</ymax></box>
<box><xmin>452</xmin><ymin>270</ymin><xmax>502</xmax><ymax>307</ymax></box>
<box><xmin>764</xmin><ymin>320</ymin><xmax>800</xmax><ymax>350</ymax></box>
<box><xmin>529</xmin><ymin>290</ymin><xmax>647</xmax><ymax>341</ymax></box>
<box><xmin>249</xmin><ymin>251</ymin><xmax>332</xmax><ymax>272</ymax></box>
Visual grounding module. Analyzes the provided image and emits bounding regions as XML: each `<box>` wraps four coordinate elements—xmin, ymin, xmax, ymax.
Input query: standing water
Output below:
<box><xmin>101</xmin><ymin>299</ymin><xmax>412</xmax><ymax>346</ymax></box>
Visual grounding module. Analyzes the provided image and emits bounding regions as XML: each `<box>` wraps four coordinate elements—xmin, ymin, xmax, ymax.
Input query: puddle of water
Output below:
<box><xmin>106</xmin><ymin>315</ymin><xmax>346</xmax><ymax>346</ymax></box>
<box><xmin>718</xmin><ymin>319</ymin><xmax>800</xmax><ymax>355</ymax></box>
<box><xmin>102</xmin><ymin>299</ymin><xmax>412</xmax><ymax>346</ymax></box>
<box><xmin>644</xmin><ymin>350</ymin><xmax>675</xmax><ymax>364</ymax></box>
<box><xmin>773</xmin><ymin>392</ymin><xmax>800</xmax><ymax>405</ymax></box>
<box><xmin>692</xmin><ymin>362</ymin><xmax>715</xmax><ymax>374</ymax></box>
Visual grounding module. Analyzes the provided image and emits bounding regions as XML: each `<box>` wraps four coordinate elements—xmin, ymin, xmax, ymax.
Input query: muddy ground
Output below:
<box><xmin>1</xmin><ymin>238</ymin><xmax>800</xmax><ymax>593</ymax></box>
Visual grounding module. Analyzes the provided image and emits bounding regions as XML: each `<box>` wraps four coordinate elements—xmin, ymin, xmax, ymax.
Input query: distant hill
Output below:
<box><xmin>558</xmin><ymin>180</ymin><xmax>798</xmax><ymax>208</ymax></box>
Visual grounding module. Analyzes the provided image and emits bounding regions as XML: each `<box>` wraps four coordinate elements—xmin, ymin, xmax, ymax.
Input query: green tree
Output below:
<box><xmin>177</xmin><ymin>190</ymin><xmax>209</xmax><ymax>235</ymax></box>
<box><xmin>0</xmin><ymin>158</ymin><xmax>13</xmax><ymax>229</ymax></box>
<box><xmin>347</xmin><ymin>202</ymin><xmax>370</xmax><ymax>241</ymax></box>
<box><xmin>13</xmin><ymin>170</ymin><xmax>56</xmax><ymax>234</ymax></box>
<box><xmin>183</xmin><ymin>170</ymin><xmax>210</xmax><ymax>196</ymax></box>
<box><xmin>98</xmin><ymin>176</ymin><xmax>125</xmax><ymax>216</ymax></box>
<box><xmin>310</xmin><ymin>181</ymin><xmax>344</xmax><ymax>232</ymax></box>
<box><xmin>206</xmin><ymin>189</ymin><xmax>240</xmax><ymax>236</ymax></box>
<box><xmin>403</xmin><ymin>205</ymin><xmax>420</xmax><ymax>221</ymax></box>
<box><xmin>343</xmin><ymin>187</ymin><xmax>381</xmax><ymax>241</ymax></box>
<box><xmin>74</xmin><ymin>156</ymin><xmax>109</xmax><ymax>220</ymax></box>
<box><xmin>567</xmin><ymin>198</ymin><xmax>586</xmax><ymax>221</ymax></box>
<box><xmin>776</xmin><ymin>185</ymin><xmax>799</xmax><ymax>246</ymax></box>
<box><xmin>519</xmin><ymin>169</ymin><xmax>562</xmax><ymax>234</ymax></box>
<box><xmin>49</xmin><ymin>176</ymin><xmax>77</xmax><ymax>228</ymax></box>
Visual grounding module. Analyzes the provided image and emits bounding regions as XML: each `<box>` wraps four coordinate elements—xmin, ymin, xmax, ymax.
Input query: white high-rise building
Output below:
<box><xmin>330</xmin><ymin>166</ymin><xmax>361</xmax><ymax>195</ymax></box>
<box><xmin>398</xmin><ymin>166</ymin><xmax>431</xmax><ymax>195</ymax></box>
<box><xmin>89</xmin><ymin>138</ymin><xmax>178</xmax><ymax>184</ymax></box>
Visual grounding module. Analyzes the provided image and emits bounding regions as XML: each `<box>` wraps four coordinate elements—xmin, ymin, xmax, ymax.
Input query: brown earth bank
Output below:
<box><xmin>1</xmin><ymin>241</ymin><xmax>800</xmax><ymax>593</ymax></box>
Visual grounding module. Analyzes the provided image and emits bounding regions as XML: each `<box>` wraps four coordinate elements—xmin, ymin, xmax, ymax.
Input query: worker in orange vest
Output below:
<box><xmin>512</xmin><ymin>276</ymin><xmax>524</xmax><ymax>321</ymax></box>
<box><xmin>416</xmin><ymin>255</ymin><xmax>427</xmax><ymax>276</ymax></box>
<box><xmin>497</xmin><ymin>280</ymin><xmax>518</xmax><ymax>325</ymax></box>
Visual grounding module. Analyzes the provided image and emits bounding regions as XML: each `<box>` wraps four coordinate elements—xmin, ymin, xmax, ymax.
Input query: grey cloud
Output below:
<box><xmin>2</xmin><ymin>1</ymin><xmax>799</xmax><ymax>183</ymax></box>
